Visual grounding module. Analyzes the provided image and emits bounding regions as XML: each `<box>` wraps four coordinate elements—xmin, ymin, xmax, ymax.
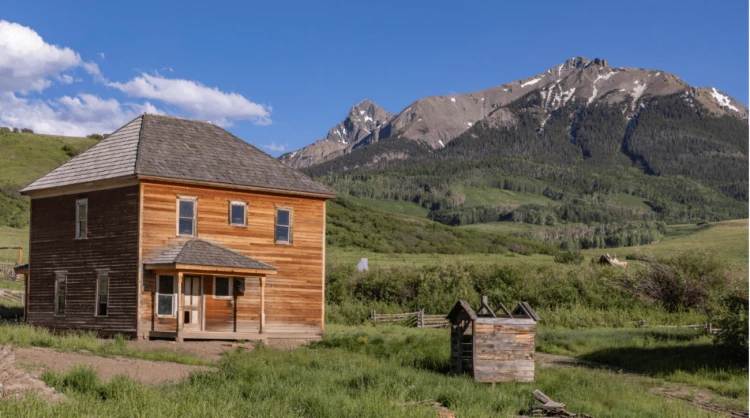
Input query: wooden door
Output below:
<box><xmin>183</xmin><ymin>276</ymin><xmax>202</xmax><ymax>330</ymax></box>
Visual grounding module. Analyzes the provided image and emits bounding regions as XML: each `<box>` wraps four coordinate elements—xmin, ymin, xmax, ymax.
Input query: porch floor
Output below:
<box><xmin>147</xmin><ymin>330</ymin><xmax>323</xmax><ymax>342</ymax></box>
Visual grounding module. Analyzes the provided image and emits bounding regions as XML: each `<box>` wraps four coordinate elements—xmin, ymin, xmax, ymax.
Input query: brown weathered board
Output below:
<box><xmin>27</xmin><ymin>185</ymin><xmax>140</xmax><ymax>336</ymax></box>
<box><xmin>138</xmin><ymin>180</ymin><xmax>326</xmax><ymax>339</ymax></box>
<box><xmin>472</xmin><ymin>318</ymin><xmax>536</xmax><ymax>383</ymax></box>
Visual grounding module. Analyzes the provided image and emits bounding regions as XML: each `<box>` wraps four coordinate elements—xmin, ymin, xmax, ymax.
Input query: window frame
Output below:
<box><xmin>176</xmin><ymin>196</ymin><xmax>198</xmax><ymax>237</ymax></box>
<box><xmin>95</xmin><ymin>269</ymin><xmax>109</xmax><ymax>317</ymax></box>
<box><xmin>156</xmin><ymin>275</ymin><xmax>176</xmax><ymax>318</ymax></box>
<box><xmin>75</xmin><ymin>199</ymin><xmax>88</xmax><ymax>239</ymax></box>
<box><xmin>54</xmin><ymin>271</ymin><xmax>67</xmax><ymax>316</ymax></box>
<box><xmin>212</xmin><ymin>276</ymin><xmax>233</xmax><ymax>300</ymax></box>
<box><xmin>228</xmin><ymin>200</ymin><xmax>248</xmax><ymax>227</ymax></box>
<box><xmin>274</xmin><ymin>205</ymin><xmax>293</xmax><ymax>245</ymax></box>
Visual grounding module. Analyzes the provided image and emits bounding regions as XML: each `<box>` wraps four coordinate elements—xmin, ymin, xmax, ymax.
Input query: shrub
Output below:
<box><xmin>554</xmin><ymin>250</ymin><xmax>584</xmax><ymax>264</ymax></box>
<box><xmin>87</xmin><ymin>133</ymin><xmax>104</xmax><ymax>140</ymax></box>
<box><xmin>62</xmin><ymin>144</ymin><xmax>78</xmax><ymax>158</ymax></box>
<box><xmin>12</xmin><ymin>127</ymin><xmax>18</xmax><ymax>133</ymax></box>
<box><xmin>20</xmin><ymin>128</ymin><xmax>34</xmax><ymax>134</ymax></box>
<box><xmin>713</xmin><ymin>293</ymin><xmax>749</xmax><ymax>361</ymax></box>
<box><xmin>0</xmin><ymin>127</ymin><xmax>9</xmax><ymax>133</ymax></box>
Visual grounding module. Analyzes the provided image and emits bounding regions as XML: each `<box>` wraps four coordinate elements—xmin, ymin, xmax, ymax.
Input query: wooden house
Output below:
<box><xmin>20</xmin><ymin>114</ymin><xmax>335</xmax><ymax>343</ymax></box>
<box><xmin>446</xmin><ymin>296</ymin><xmax>540</xmax><ymax>383</ymax></box>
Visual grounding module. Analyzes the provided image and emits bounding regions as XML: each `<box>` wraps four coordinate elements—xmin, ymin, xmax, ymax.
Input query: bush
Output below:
<box><xmin>713</xmin><ymin>293</ymin><xmax>749</xmax><ymax>361</ymax></box>
<box><xmin>62</xmin><ymin>144</ymin><xmax>78</xmax><ymax>158</ymax></box>
<box><xmin>87</xmin><ymin>133</ymin><xmax>104</xmax><ymax>140</ymax></box>
<box><xmin>12</xmin><ymin>127</ymin><xmax>18</xmax><ymax>133</ymax></box>
<box><xmin>0</xmin><ymin>127</ymin><xmax>9</xmax><ymax>133</ymax></box>
<box><xmin>554</xmin><ymin>250</ymin><xmax>584</xmax><ymax>264</ymax></box>
<box><xmin>20</xmin><ymin>128</ymin><xmax>34</xmax><ymax>134</ymax></box>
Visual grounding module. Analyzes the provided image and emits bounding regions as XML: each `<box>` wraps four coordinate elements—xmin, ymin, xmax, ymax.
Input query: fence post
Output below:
<box><xmin>371</xmin><ymin>310</ymin><xmax>376</xmax><ymax>324</ymax></box>
<box><xmin>418</xmin><ymin>309</ymin><xmax>424</xmax><ymax>328</ymax></box>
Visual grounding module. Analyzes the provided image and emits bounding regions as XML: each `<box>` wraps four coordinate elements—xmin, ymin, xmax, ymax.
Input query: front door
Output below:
<box><xmin>183</xmin><ymin>276</ymin><xmax>202</xmax><ymax>330</ymax></box>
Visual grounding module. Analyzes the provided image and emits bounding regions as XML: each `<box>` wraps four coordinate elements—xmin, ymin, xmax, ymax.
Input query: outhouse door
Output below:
<box><xmin>183</xmin><ymin>276</ymin><xmax>203</xmax><ymax>330</ymax></box>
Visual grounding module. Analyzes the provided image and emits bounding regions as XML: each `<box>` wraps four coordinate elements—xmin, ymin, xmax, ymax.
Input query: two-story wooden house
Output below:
<box><xmin>20</xmin><ymin>114</ymin><xmax>335</xmax><ymax>343</ymax></box>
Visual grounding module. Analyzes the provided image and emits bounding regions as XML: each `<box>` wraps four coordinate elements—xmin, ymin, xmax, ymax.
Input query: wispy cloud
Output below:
<box><xmin>0</xmin><ymin>20</ymin><xmax>273</xmax><ymax>135</ymax></box>
<box><xmin>262</xmin><ymin>142</ymin><xmax>287</xmax><ymax>152</ymax></box>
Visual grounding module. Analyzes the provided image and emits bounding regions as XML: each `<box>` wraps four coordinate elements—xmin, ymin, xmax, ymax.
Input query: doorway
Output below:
<box><xmin>183</xmin><ymin>276</ymin><xmax>202</xmax><ymax>330</ymax></box>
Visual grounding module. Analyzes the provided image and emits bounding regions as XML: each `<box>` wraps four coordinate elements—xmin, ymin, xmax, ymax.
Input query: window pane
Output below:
<box><xmin>78</xmin><ymin>202</ymin><xmax>87</xmax><ymax>220</ymax></box>
<box><xmin>98</xmin><ymin>276</ymin><xmax>108</xmax><ymax>296</ymax></box>
<box><xmin>215</xmin><ymin>277</ymin><xmax>230</xmax><ymax>297</ymax></box>
<box><xmin>179</xmin><ymin>200</ymin><xmax>194</xmax><ymax>218</ymax></box>
<box><xmin>78</xmin><ymin>220</ymin><xmax>87</xmax><ymax>238</ymax></box>
<box><xmin>57</xmin><ymin>295</ymin><xmax>65</xmax><ymax>314</ymax></box>
<box><xmin>157</xmin><ymin>295</ymin><xmax>173</xmax><ymax>316</ymax></box>
<box><xmin>276</xmin><ymin>225</ymin><xmax>289</xmax><ymax>242</ymax></box>
<box><xmin>158</xmin><ymin>276</ymin><xmax>174</xmax><ymax>294</ymax></box>
<box><xmin>277</xmin><ymin>209</ymin><xmax>289</xmax><ymax>226</ymax></box>
<box><xmin>178</xmin><ymin>218</ymin><xmax>193</xmax><ymax>235</ymax></box>
<box><xmin>98</xmin><ymin>302</ymin><xmax>107</xmax><ymax>316</ymax></box>
<box><xmin>231</xmin><ymin>204</ymin><xmax>245</xmax><ymax>225</ymax></box>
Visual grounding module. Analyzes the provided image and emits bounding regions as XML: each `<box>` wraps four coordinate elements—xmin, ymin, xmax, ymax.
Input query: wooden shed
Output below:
<box><xmin>446</xmin><ymin>296</ymin><xmax>540</xmax><ymax>383</ymax></box>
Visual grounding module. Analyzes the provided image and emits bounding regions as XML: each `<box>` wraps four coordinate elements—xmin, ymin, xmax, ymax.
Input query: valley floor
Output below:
<box><xmin>0</xmin><ymin>324</ymin><xmax>746</xmax><ymax>417</ymax></box>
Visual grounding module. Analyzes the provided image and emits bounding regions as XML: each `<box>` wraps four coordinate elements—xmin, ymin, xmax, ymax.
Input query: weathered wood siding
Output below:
<box><xmin>28</xmin><ymin>185</ymin><xmax>140</xmax><ymax>335</ymax></box>
<box><xmin>472</xmin><ymin>318</ymin><xmax>536</xmax><ymax>383</ymax></box>
<box><xmin>139</xmin><ymin>181</ymin><xmax>325</xmax><ymax>338</ymax></box>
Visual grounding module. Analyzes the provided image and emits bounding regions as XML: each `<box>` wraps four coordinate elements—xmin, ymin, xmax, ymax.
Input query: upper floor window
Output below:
<box><xmin>275</xmin><ymin>207</ymin><xmax>292</xmax><ymax>244</ymax></box>
<box><xmin>96</xmin><ymin>270</ymin><xmax>109</xmax><ymax>316</ymax></box>
<box><xmin>229</xmin><ymin>201</ymin><xmax>247</xmax><ymax>227</ymax></box>
<box><xmin>75</xmin><ymin>199</ymin><xmax>88</xmax><ymax>239</ymax></box>
<box><xmin>55</xmin><ymin>271</ymin><xmax>66</xmax><ymax>315</ymax></box>
<box><xmin>177</xmin><ymin>197</ymin><xmax>197</xmax><ymax>237</ymax></box>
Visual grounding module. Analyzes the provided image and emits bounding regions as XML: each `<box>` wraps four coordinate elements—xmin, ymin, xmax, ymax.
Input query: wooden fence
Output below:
<box><xmin>370</xmin><ymin>309</ymin><xmax>450</xmax><ymax>328</ymax></box>
<box><xmin>0</xmin><ymin>289</ymin><xmax>24</xmax><ymax>306</ymax></box>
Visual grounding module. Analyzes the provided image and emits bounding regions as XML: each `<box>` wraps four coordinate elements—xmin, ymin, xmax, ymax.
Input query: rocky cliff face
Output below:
<box><xmin>280</xmin><ymin>57</ymin><xmax>747</xmax><ymax>168</ymax></box>
<box><xmin>278</xmin><ymin>99</ymin><xmax>392</xmax><ymax>168</ymax></box>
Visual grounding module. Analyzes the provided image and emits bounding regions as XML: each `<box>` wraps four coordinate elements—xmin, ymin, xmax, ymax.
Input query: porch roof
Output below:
<box><xmin>144</xmin><ymin>239</ymin><xmax>277</xmax><ymax>275</ymax></box>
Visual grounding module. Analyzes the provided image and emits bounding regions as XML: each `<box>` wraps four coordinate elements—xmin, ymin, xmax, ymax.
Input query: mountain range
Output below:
<box><xmin>280</xmin><ymin>57</ymin><xmax>747</xmax><ymax>169</ymax></box>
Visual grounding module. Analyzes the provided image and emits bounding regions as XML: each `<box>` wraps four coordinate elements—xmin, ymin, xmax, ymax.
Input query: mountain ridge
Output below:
<box><xmin>280</xmin><ymin>56</ymin><xmax>747</xmax><ymax>169</ymax></box>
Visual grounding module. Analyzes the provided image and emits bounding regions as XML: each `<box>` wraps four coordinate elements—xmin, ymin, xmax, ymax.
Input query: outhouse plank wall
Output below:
<box><xmin>472</xmin><ymin>318</ymin><xmax>536</xmax><ymax>383</ymax></box>
<box><xmin>138</xmin><ymin>180</ymin><xmax>326</xmax><ymax>338</ymax></box>
<box><xmin>28</xmin><ymin>185</ymin><xmax>140</xmax><ymax>335</ymax></box>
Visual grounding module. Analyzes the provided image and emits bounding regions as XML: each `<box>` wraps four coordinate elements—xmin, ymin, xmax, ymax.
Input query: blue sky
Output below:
<box><xmin>2</xmin><ymin>0</ymin><xmax>747</xmax><ymax>156</ymax></box>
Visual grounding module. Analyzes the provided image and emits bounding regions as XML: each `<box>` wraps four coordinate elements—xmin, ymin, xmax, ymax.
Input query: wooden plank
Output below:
<box><xmin>475</xmin><ymin>318</ymin><xmax>536</xmax><ymax>325</ymax></box>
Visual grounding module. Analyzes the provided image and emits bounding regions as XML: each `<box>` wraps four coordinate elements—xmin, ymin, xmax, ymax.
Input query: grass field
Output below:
<box><xmin>0</xmin><ymin>226</ymin><xmax>28</xmax><ymax>264</ymax></box>
<box><xmin>616</xmin><ymin>193</ymin><xmax>654</xmax><ymax>212</ymax></box>
<box><xmin>460</xmin><ymin>186</ymin><xmax>555</xmax><ymax>207</ymax></box>
<box><xmin>348</xmin><ymin>196</ymin><xmax>429</xmax><ymax>218</ymax></box>
<box><xmin>331</xmin><ymin>219</ymin><xmax>748</xmax><ymax>268</ymax></box>
<box><xmin>0</xmin><ymin>324</ymin><xmax>742</xmax><ymax>417</ymax></box>
<box><xmin>0</xmin><ymin>132</ymin><xmax>98</xmax><ymax>188</ymax></box>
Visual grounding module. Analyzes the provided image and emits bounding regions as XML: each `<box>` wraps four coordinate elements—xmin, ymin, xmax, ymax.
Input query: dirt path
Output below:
<box><xmin>536</xmin><ymin>353</ymin><xmax>748</xmax><ymax>418</ymax></box>
<box><xmin>14</xmin><ymin>347</ymin><xmax>216</xmax><ymax>385</ymax></box>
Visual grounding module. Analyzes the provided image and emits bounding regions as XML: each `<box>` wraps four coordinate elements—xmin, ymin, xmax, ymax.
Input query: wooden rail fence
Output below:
<box><xmin>0</xmin><ymin>289</ymin><xmax>24</xmax><ymax>306</ymax></box>
<box><xmin>370</xmin><ymin>309</ymin><xmax>450</xmax><ymax>328</ymax></box>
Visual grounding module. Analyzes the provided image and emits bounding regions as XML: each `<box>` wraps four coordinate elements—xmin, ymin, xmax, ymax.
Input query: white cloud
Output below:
<box><xmin>0</xmin><ymin>20</ymin><xmax>82</xmax><ymax>93</ymax></box>
<box><xmin>109</xmin><ymin>73</ymin><xmax>272</xmax><ymax>126</ymax></box>
<box><xmin>262</xmin><ymin>142</ymin><xmax>287</xmax><ymax>152</ymax></box>
<box><xmin>99</xmin><ymin>52</ymin><xmax>105</xmax><ymax>60</ymax></box>
<box><xmin>0</xmin><ymin>92</ymin><xmax>159</xmax><ymax>136</ymax></box>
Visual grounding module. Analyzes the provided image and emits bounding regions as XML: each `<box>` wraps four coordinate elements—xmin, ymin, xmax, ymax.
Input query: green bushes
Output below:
<box><xmin>554</xmin><ymin>250</ymin><xmax>583</xmax><ymax>264</ymax></box>
<box><xmin>714</xmin><ymin>293</ymin><xmax>749</xmax><ymax>360</ymax></box>
<box><xmin>326</xmin><ymin>251</ymin><xmax>738</xmax><ymax>328</ymax></box>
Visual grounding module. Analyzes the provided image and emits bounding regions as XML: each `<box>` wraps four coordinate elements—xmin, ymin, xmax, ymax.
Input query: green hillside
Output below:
<box><xmin>0</xmin><ymin>131</ymin><xmax>99</xmax><ymax>228</ymax></box>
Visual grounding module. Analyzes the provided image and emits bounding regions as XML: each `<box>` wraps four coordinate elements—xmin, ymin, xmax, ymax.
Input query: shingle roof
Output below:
<box><xmin>145</xmin><ymin>239</ymin><xmax>277</xmax><ymax>271</ymax></box>
<box><xmin>21</xmin><ymin>114</ymin><xmax>335</xmax><ymax>196</ymax></box>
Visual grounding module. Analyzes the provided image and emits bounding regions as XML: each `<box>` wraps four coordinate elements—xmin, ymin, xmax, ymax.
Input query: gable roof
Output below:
<box><xmin>145</xmin><ymin>239</ymin><xmax>277</xmax><ymax>271</ymax></box>
<box><xmin>21</xmin><ymin>114</ymin><xmax>335</xmax><ymax>197</ymax></box>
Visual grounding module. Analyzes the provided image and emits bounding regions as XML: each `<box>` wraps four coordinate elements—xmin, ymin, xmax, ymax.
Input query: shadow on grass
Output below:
<box><xmin>580</xmin><ymin>343</ymin><xmax>748</xmax><ymax>376</ymax></box>
<box><xmin>0</xmin><ymin>304</ymin><xmax>23</xmax><ymax>321</ymax></box>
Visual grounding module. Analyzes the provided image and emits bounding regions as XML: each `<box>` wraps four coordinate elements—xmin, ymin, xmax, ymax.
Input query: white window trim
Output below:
<box><xmin>228</xmin><ymin>200</ymin><xmax>248</xmax><ymax>227</ymax></box>
<box><xmin>54</xmin><ymin>271</ymin><xmax>66</xmax><ymax>316</ymax></box>
<box><xmin>156</xmin><ymin>275</ymin><xmax>176</xmax><ymax>318</ymax></box>
<box><xmin>75</xmin><ymin>199</ymin><xmax>88</xmax><ymax>239</ymax></box>
<box><xmin>212</xmin><ymin>276</ymin><xmax>233</xmax><ymax>300</ymax></box>
<box><xmin>274</xmin><ymin>205</ymin><xmax>293</xmax><ymax>245</ymax></box>
<box><xmin>95</xmin><ymin>269</ymin><xmax>109</xmax><ymax>317</ymax></box>
<box><xmin>176</xmin><ymin>196</ymin><xmax>198</xmax><ymax>237</ymax></box>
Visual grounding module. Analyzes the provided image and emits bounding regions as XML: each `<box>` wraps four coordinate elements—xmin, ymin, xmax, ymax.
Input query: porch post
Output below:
<box><xmin>259</xmin><ymin>277</ymin><xmax>266</xmax><ymax>334</ymax></box>
<box><xmin>176</xmin><ymin>272</ymin><xmax>184</xmax><ymax>342</ymax></box>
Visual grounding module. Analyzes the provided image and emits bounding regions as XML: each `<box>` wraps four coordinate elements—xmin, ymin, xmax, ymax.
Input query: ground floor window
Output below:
<box><xmin>54</xmin><ymin>271</ymin><xmax>66</xmax><ymax>315</ymax></box>
<box><xmin>96</xmin><ymin>270</ymin><xmax>109</xmax><ymax>316</ymax></box>
<box><xmin>213</xmin><ymin>276</ymin><xmax>232</xmax><ymax>299</ymax></box>
<box><xmin>157</xmin><ymin>275</ymin><xmax>175</xmax><ymax>316</ymax></box>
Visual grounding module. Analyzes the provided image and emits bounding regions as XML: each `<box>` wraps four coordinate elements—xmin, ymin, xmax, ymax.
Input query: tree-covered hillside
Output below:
<box><xmin>306</xmin><ymin>93</ymin><xmax>748</xmax><ymax>237</ymax></box>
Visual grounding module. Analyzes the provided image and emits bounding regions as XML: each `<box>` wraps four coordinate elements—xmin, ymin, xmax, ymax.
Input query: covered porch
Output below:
<box><xmin>144</xmin><ymin>239</ymin><xmax>277</xmax><ymax>342</ymax></box>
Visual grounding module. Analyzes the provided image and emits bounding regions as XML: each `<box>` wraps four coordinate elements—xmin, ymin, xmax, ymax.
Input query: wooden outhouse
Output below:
<box><xmin>446</xmin><ymin>296</ymin><xmax>540</xmax><ymax>383</ymax></box>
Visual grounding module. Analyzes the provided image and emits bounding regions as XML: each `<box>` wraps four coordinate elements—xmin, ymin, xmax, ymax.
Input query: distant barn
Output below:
<box><xmin>446</xmin><ymin>296</ymin><xmax>540</xmax><ymax>383</ymax></box>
